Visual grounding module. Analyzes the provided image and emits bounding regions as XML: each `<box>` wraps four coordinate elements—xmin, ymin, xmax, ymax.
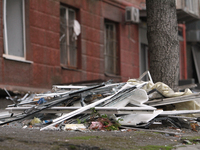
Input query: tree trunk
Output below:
<box><xmin>146</xmin><ymin>0</ymin><xmax>179</xmax><ymax>90</ymax></box>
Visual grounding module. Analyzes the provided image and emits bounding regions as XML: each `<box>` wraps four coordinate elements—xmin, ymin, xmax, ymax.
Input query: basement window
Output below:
<box><xmin>3</xmin><ymin>0</ymin><xmax>26</xmax><ymax>61</ymax></box>
<box><xmin>104</xmin><ymin>21</ymin><xmax>119</xmax><ymax>75</ymax></box>
<box><xmin>60</xmin><ymin>6</ymin><xmax>78</xmax><ymax>68</ymax></box>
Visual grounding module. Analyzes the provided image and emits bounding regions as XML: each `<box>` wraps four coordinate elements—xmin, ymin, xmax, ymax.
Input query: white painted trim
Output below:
<box><xmin>6</xmin><ymin>106</ymin><xmax>156</xmax><ymax>114</ymax></box>
<box><xmin>22</xmin><ymin>0</ymin><xmax>26</xmax><ymax>59</ymax></box>
<box><xmin>3</xmin><ymin>0</ymin><xmax>26</xmax><ymax>59</ymax></box>
<box><xmin>161</xmin><ymin>110</ymin><xmax>200</xmax><ymax>116</ymax></box>
<box><xmin>3</xmin><ymin>54</ymin><xmax>33</xmax><ymax>64</ymax></box>
<box><xmin>3</xmin><ymin>0</ymin><xmax>8</xmax><ymax>55</ymax></box>
<box><xmin>53</xmin><ymin>85</ymin><xmax>87</xmax><ymax>89</ymax></box>
<box><xmin>66</xmin><ymin>7</ymin><xmax>70</xmax><ymax>64</ymax></box>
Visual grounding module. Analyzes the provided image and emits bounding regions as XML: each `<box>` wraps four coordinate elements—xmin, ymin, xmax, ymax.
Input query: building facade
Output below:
<box><xmin>0</xmin><ymin>0</ymin><xmax>197</xmax><ymax>92</ymax></box>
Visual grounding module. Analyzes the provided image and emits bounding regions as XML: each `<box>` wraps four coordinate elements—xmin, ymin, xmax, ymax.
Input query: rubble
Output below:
<box><xmin>1</xmin><ymin>71</ymin><xmax>200</xmax><ymax>134</ymax></box>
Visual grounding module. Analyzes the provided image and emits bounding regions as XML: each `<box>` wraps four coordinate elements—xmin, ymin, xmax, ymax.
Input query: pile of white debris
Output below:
<box><xmin>1</xmin><ymin>71</ymin><xmax>200</xmax><ymax>133</ymax></box>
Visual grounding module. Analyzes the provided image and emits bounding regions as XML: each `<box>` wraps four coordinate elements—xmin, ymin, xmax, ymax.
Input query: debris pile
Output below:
<box><xmin>1</xmin><ymin>71</ymin><xmax>200</xmax><ymax>133</ymax></box>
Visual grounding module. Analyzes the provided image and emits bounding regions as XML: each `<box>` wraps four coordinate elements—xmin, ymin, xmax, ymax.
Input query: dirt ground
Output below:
<box><xmin>1</xmin><ymin>98</ymin><xmax>200</xmax><ymax>150</ymax></box>
<box><xmin>0</xmin><ymin>125</ymin><xmax>200</xmax><ymax>150</ymax></box>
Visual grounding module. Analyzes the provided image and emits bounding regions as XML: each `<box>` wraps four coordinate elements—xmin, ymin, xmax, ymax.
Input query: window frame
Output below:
<box><xmin>140</xmin><ymin>44</ymin><xmax>149</xmax><ymax>81</ymax></box>
<box><xmin>104</xmin><ymin>20</ymin><xmax>120</xmax><ymax>75</ymax></box>
<box><xmin>60</xmin><ymin>5</ymin><xmax>78</xmax><ymax>69</ymax></box>
<box><xmin>3</xmin><ymin>0</ymin><xmax>27</xmax><ymax>62</ymax></box>
<box><xmin>184</xmin><ymin>0</ymin><xmax>199</xmax><ymax>15</ymax></box>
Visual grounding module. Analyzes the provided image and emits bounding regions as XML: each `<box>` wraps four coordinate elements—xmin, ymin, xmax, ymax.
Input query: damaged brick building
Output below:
<box><xmin>0</xmin><ymin>0</ymin><xmax>199</xmax><ymax>92</ymax></box>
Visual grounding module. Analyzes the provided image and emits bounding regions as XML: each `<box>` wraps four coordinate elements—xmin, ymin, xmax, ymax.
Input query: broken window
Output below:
<box><xmin>60</xmin><ymin>6</ymin><xmax>77</xmax><ymax>68</ymax></box>
<box><xmin>3</xmin><ymin>0</ymin><xmax>26</xmax><ymax>60</ymax></box>
<box><xmin>104</xmin><ymin>21</ymin><xmax>119</xmax><ymax>75</ymax></box>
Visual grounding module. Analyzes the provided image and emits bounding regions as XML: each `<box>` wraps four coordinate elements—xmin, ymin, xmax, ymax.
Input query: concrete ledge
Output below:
<box><xmin>0</xmin><ymin>84</ymin><xmax>51</xmax><ymax>95</ymax></box>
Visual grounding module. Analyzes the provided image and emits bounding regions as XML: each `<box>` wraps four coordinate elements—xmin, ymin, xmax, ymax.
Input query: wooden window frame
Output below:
<box><xmin>104</xmin><ymin>21</ymin><xmax>120</xmax><ymax>75</ymax></box>
<box><xmin>60</xmin><ymin>5</ymin><xmax>78</xmax><ymax>69</ymax></box>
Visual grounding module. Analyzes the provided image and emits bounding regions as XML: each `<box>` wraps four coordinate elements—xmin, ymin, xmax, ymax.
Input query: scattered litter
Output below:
<box><xmin>89</xmin><ymin>121</ymin><xmax>103</xmax><ymax>130</ymax></box>
<box><xmin>64</xmin><ymin>124</ymin><xmax>86</xmax><ymax>131</ymax></box>
<box><xmin>182</xmin><ymin>139</ymin><xmax>192</xmax><ymax>144</ymax></box>
<box><xmin>0</xmin><ymin>71</ymin><xmax>200</xmax><ymax>134</ymax></box>
<box><xmin>30</xmin><ymin>117</ymin><xmax>42</xmax><ymax>125</ymax></box>
<box><xmin>43</xmin><ymin>119</ymin><xmax>53</xmax><ymax>124</ymax></box>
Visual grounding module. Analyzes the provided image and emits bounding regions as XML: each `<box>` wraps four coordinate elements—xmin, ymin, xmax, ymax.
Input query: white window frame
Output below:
<box><xmin>3</xmin><ymin>0</ymin><xmax>29</xmax><ymax>63</ymax></box>
<box><xmin>184</xmin><ymin>0</ymin><xmax>199</xmax><ymax>15</ymax></box>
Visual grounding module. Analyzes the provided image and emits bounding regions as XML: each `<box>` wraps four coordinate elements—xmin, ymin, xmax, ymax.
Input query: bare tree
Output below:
<box><xmin>146</xmin><ymin>0</ymin><xmax>179</xmax><ymax>89</ymax></box>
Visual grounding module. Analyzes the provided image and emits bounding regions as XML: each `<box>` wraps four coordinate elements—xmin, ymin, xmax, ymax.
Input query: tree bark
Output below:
<box><xmin>146</xmin><ymin>0</ymin><xmax>179</xmax><ymax>90</ymax></box>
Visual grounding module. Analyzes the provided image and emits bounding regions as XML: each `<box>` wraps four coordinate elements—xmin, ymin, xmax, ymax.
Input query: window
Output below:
<box><xmin>140</xmin><ymin>44</ymin><xmax>149</xmax><ymax>81</ymax></box>
<box><xmin>3</xmin><ymin>0</ymin><xmax>26</xmax><ymax>60</ymax></box>
<box><xmin>184</xmin><ymin>0</ymin><xmax>199</xmax><ymax>15</ymax></box>
<box><xmin>104</xmin><ymin>21</ymin><xmax>119</xmax><ymax>75</ymax></box>
<box><xmin>60</xmin><ymin>6</ymin><xmax>78</xmax><ymax>68</ymax></box>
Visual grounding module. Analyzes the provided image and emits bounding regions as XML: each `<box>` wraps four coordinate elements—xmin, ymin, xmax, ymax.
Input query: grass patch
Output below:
<box><xmin>135</xmin><ymin>145</ymin><xmax>173</xmax><ymax>150</ymax></box>
<box><xmin>181</xmin><ymin>136</ymin><xmax>200</xmax><ymax>144</ymax></box>
<box><xmin>69</xmin><ymin>145</ymin><xmax>76</xmax><ymax>149</ymax></box>
<box><xmin>134</xmin><ymin>131</ymin><xmax>162</xmax><ymax>135</ymax></box>
<box><xmin>182</xmin><ymin>136</ymin><xmax>200</xmax><ymax>140</ymax></box>
<box><xmin>67</xmin><ymin>135</ymin><xmax>174</xmax><ymax>150</ymax></box>
<box><xmin>0</xmin><ymin>145</ymin><xmax>21</xmax><ymax>150</ymax></box>
<box><xmin>50</xmin><ymin>145</ymin><xmax>60</xmax><ymax>150</ymax></box>
<box><xmin>0</xmin><ymin>136</ymin><xmax>14</xmax><ymax>141</ymax></box>
<box><xmin>69</xmin><ymin>136</ymin><xmax>98</xmax><ymax>140</ymax></box>
<box><xmin>134</xmin><ymin>131</ymin><xmax>146</xmax><ymax>134</ymax></box>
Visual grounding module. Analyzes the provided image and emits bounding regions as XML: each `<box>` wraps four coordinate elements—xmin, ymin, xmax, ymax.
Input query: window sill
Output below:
<box><xmin>3</xmin><ymin>54</ymin><xmax>33</xmax><ymax>64</ymax></box>
<box><xmin>61</xmin><ymin>65</ymin><xmax>81</xmax><ymax>72</ymax></box>
<box><xmin>105</xmin><ymin>72</ymin><xmax>121</xmax><ymax>78</ymax></box>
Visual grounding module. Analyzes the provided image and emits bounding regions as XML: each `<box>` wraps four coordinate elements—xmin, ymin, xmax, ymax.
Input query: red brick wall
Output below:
<box><xmin>81</xmin><ymin>0</ymin><xmax>105</xmax><ymax>82</ymax></box>
<box><xmin>29</xmin><ymin>0</ymin><xmax>61</xmax><ymax>88</ymax></box>
<box><xmin>120</xmin><ymin>24</ymin><xmax>140</xmax><ymax>81</ymax></box>
<box><xmin>0</xmin><ymin>1</ymin><xmax>33</xmax><ymax>88</ymax></box>
<box><xmin>124</xmin><ymin>0</ymin><xmax>146</xmax><ymax>8</ymax></box>
<box><xmin>102</xmin><ymin>0</ymin><xmax>140</xmax><ymax>81</ymax></box>
<box><xmin>0</xmin><ymin>0</ymin><xmax>141</xmax><ymax>91</ymax></box>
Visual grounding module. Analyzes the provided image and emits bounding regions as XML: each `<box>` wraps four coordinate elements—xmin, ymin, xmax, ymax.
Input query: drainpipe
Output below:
<box><xmin>179</xmin><ymin>24</ymin><xmax>187</xmax><ymax>80</ymax></box>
